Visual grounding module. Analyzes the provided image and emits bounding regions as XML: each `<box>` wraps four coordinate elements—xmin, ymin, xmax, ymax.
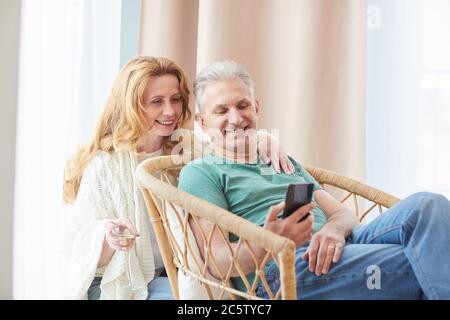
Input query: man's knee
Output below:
<box><xmin>412</xmin><ymin>191</ymin><xmax>447</xmax><ymax>206</ymax></box>
<box><xmin>408</xmin><ymin>192</ymin><xmax>449</xmax><ymax>217</ymax></box>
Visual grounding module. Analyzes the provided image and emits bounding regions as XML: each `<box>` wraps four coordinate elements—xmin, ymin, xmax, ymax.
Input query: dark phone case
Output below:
<box><xmin>282</xmin><ymin>183</ymin><xmax>314</xmax><ymax>220</ymax></box>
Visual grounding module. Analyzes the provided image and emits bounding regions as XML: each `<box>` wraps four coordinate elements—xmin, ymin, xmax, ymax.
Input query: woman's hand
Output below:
<box><xmin>257</xmin><ymin>132</ymin><xmax>295</xmax><ymax>174</ymax></box>
<box><xmin>301</xmin><ymin>222</ymin><xmax>346</xmax><ymax>276</ymax></box>
<box><xmin>104</xmin><ymin>218</ymin><xmax>140</xmax><ymax>252</ymax></box>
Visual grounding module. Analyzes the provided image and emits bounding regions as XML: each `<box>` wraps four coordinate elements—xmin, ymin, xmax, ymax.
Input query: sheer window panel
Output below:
<box><xmin>418</xmin><ymin>0</ymin><xmax>450</xmax><ymax>198</ymax></box>
<box><xmin>14</xmin><ymin>0</ymin><xmax>121</xmax><ymax>299</ymax></box>
<box><xmin>366</xmin><ymin>0</ymin><xmax>450</xmax><ymax>206</ymax></box>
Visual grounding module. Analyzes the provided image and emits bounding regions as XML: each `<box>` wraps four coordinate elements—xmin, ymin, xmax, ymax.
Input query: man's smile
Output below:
<box><xmin>224</xmin><ymin>125</ymin><xmax>249</xmax><ymax>135</ymax></box>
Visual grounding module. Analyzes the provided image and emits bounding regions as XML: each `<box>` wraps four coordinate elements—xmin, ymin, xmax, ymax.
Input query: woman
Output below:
<box><xmin>61</xmin><ymin>56</ymin><xmax>294</xmax><ymax>300</ymax></box>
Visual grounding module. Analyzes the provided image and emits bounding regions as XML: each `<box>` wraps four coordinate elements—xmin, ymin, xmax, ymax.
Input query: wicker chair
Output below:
<box><xmin>135</xmin><ymin>155</ymin><xmax>400</xmax><ymax>300</ymax></box>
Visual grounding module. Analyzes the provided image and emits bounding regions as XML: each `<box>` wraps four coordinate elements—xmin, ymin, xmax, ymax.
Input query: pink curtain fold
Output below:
<box><xmin>140</xmin><ymin>0</ymin><xmax>366</xmax><ymax>181</ymax></box>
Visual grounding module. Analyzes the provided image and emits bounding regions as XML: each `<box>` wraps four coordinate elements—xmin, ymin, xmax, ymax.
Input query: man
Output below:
<box><xmin>178</xmin><ymin>60</ymin><xmax>450</xmax><ymax>299</ymax></box>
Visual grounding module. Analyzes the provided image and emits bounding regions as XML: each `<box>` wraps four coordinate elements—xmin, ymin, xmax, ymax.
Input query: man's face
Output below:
<box><xmin>199</xmin><ymin>78</ymin><xmax>259</xmax><ymax>155</ymax></box>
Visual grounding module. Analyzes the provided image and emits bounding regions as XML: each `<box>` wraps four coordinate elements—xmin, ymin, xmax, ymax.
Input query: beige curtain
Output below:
<box><xmin>140</xmin><ymin>0</ymin><xmax>366</xmax><ymax>181</ymax></box>
<box><xmin>139</xmin><ymin>0</ymin><xmax>199</xmax><ymax>128</ymax></box>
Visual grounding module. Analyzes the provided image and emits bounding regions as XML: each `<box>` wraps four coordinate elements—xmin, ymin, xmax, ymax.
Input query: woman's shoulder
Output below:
<box><xmin>83</xmin><ymin>150</ymin><xmax>124</xmax><ymax>181</ymax></box>
<box><xmin>86</xmin><ymin>149</ymin><xmax>138</xmax><ymax>183</ymax></box>
<box><xmin>77</xmin><ymin>150</ymin><xmax>132</xmax><ymax>198</ymax></box>
<box><xmin>91</xmin><ymin>149</ymin><xmax>114</xmax><ymax>162</ymax></box>
<box><xmin>89</xmin><ymin>150</ymin><xmax>131</xmax><ymax>168</ymax></box>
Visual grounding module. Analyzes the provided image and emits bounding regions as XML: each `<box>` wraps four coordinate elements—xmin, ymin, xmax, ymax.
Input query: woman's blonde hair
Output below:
<box><xmin>63</xmin><ymin>56</ymin><xmax>191</xmax><ymax>203</ymax></box>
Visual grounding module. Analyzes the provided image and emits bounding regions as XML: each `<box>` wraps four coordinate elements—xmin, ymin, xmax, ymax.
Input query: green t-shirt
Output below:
<box><xmin>178</xmin><ymin>153</ymin><xmax>328</xmax><ymax>293</ymax></box>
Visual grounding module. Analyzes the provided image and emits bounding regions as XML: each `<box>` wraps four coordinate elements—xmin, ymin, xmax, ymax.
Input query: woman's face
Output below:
<box><xmin>142</xmin><ymin>74</ymin><xmax>183</xmax><ymax>137</ymax></box>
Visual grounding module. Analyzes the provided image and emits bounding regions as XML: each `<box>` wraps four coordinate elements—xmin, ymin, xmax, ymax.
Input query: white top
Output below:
<box><xmin>135</xmin><ymin>147</ymin><xmax>163</xmax><ymax>161</ymax></box>
<box><xmin>135</xmin><ymin>148</ymin><xmax>165</xmax><ymax>277</ymax></box>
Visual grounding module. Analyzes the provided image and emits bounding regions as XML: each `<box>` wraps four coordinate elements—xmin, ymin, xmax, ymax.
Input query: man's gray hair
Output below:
<box><xmin>193</xmin><ymin>60</ymin><xmax>255</xmax><ymax>112</ymax></box>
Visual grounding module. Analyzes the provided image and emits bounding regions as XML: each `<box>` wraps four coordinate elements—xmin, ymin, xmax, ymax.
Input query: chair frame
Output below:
<box><xmin>136</xmin><ymin>155</ymin><xmax>400</xmax><ymax>300</ymax></box>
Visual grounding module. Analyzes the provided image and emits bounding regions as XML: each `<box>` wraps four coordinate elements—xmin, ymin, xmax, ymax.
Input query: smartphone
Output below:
<box><xmin>282</xmin><ymin>183</ymin><xmax>314</xmax><ymax>221</ymax></box>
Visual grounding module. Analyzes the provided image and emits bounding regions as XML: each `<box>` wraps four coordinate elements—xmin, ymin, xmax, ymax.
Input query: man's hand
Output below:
<box><xmin>264</xmin><ymin>201</ymin><xmax>316</xmax><ymax>247</ymax></box>
<box><xmin>301</xmin><ymin>222</ymin><xmax>346</xmax><ymax>276</ymax></box>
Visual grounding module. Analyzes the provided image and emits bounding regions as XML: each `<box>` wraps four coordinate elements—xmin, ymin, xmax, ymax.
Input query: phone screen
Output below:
<box><xmin>282</xmin><ymin>183</ymin><xmax>314</xmax><ymax>220</ymax></box>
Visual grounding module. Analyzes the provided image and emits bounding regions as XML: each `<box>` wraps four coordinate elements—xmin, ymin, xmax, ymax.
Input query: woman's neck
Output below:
<box><xmin>138</xmin><ymin>132</ymin><xmax>164</xmax><ymax>154</ymax></box>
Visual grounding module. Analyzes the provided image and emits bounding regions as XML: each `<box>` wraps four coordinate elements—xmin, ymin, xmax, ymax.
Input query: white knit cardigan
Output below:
<box><xmin>60</xmin><ymin>150</ymin><xmax>157</xmax><ymax>300</ymax></box>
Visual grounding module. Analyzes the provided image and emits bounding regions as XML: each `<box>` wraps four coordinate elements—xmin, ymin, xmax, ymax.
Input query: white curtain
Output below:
<box><xmin>14</xmin><ymin>0</ymin><xmax>122</xmax><ymax>299</ymax></box>
<box><xmin>366</xmin><ymin>0</ymin><xmax>450</xmax><ymax>199</ymax></box>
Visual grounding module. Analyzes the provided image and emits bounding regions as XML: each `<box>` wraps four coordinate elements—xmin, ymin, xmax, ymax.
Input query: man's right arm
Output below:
<box><xmin>188</xmin><ymin>215</ymin><xmax>267</xmax><ymax>278</ymax></box>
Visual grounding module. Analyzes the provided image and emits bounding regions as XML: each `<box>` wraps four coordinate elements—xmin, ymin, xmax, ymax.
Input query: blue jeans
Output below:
<box><xmin>88</xmin><ymin>276</ymin><xmax>174</xmax><ymax>300</ymax></box>
<box><xmin>257</xmin><ymin>192</ymin><xmax>450</xmax><ymax>300</ymax></box>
